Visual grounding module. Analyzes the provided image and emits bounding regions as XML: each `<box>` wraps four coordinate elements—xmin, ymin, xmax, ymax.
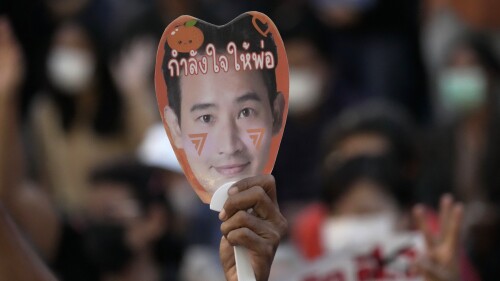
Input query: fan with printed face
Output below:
<box><xmin>155</xmin><ymin>11</ymin><xmax>289</xmax><ymax>203</ymax></box>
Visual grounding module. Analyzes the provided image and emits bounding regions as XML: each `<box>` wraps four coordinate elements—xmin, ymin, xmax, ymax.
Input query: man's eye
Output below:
<box><xmin>197</xmin><ymin>114</ymin><xmax>213</xmax><ymax>123</ymax></box>
<box><xmin>238</xmin><ymin>108</ymin><xmax>255</xmax><ymax>118</ymax></box>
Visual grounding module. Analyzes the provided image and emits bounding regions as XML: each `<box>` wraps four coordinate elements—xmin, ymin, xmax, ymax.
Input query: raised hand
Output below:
<box><xmin>413</xmin><ymin>194</ymin><xmax>464</xmax><ymax>281</ymax></box>
<box><xmin>219</xmin><ymin>175</ymin><xmax>288</xmax><ymax>281</ymax></box>
<box><xmin>111</xmin><ymin>36</ymin><xmax>156</xmax><ymax>97</ymax></box>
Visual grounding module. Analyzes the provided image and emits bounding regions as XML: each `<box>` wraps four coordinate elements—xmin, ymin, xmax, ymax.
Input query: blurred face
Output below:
<box><xmin>86</xmin><ymin>182</ymin><xmax>141</xmax><ymax>226</ymax></box>
<box><xmin>336</xmin><ymin>133</ymin><xmax>390</xmax><ymax>161</ymax></box>
<box><xmin>321</xmin><ymin>179</ymin><xmax>403</xmax><ymax>254</ymax></box>
<box><xmin>331</xmin><ymin>179</ymin><xmax>398</xmax><ymax>216</ymax></box>
<box><xmin>286</xmin><ymin>38</ymin><xmax>328</xmax><ymax>116</ymax></box>
<box><xmin>438</xmin><ymin>45</ymin><xmax>488</xmax><ymax>119</ymax></box>
<box><xmin>448</xmin><ymin>45</ymin><xmax>480</xmax><ymax>67</ymax></box>
<box><xmin>86</xmin><ymin>183</ymin><xmax>153</xmax><ymax>252</ymax></box>
<box><xmin>167</xmin><ymin>60</ymin><xmax>281</xmax><ymax>194</ymax></box>
<box><xmin>47</xmin><ymin>24</ymin><xmax>95</xmax><ymax>94</ymax></box>
<box><xmin>84</xmin><ymin>183</ymin><xmax>155</xmax><ymax>272</ymax></box>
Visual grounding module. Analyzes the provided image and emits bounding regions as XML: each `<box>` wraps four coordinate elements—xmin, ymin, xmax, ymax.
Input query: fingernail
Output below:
<box><xmin>228</xmin><ymin>186</ymin><xmax>238</xmax><ymax>195</ymax></box>
<box><xmin>219</xmin><ymin>209</ymin><xmax>227</xmax><ymax>221</ymax></box>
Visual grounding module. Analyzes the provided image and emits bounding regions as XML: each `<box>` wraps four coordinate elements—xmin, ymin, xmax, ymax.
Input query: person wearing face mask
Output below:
<box><xmin>435</xmin><ymin>36</ymin><xmax>499</xmax><ymax>124</ymax></box>
<box><xmin>292</xmin><ymin>155</ymin><xmax>480</xmax><ymax>281</ymax></box>
<box><xmin>290</xmin><ymin>100</ymin><xmax>483</xmax><ymax>280</ymax></box>
<box><xmin>419</xmin><ymin>35</ymin><xmax>500</xmax><ymax>280</ymax></box>
<box><xmin>29</xmin><ymin>21</ymin><xmax>155</xmax><ymax>215</ymax></box>
<box><xmin>293</xmin><ymin>155</ymin><xmax>414</xmax><ymax>261</ymax></box>
<box><xmin>83</xmin><ymin>161</ymin><xmax>184</xmax><ymax>281</ymax></box>
<box><xmin>46</xmin><ymin>43</ymin><xmax>96</xmax><ymax>95</ymax></box>
<box><xmin>319</xmin><ymin>156</ymin><xmax>414</xmax><ymax>255</ymax></box>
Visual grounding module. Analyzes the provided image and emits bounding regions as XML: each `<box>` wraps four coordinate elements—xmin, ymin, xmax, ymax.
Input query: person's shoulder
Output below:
<box><xmin>292</xmin><ymin>202</ymin><xmax>329</xmax><ymax>260</ymax></box>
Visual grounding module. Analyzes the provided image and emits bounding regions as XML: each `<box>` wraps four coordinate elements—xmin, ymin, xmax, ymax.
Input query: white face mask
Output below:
<box><xmin>320</xmin><ymin>213</ymin><xmax>397</xmax><ymax>255</ymax></box>
<box><xmin>288</xmin><ymin>68</ymin><xmax>323</xmax><ymax>115</ymax></box>
<box><xmin>47</xmin><ymin>47</ymin><xmax>95</xmax><ymax>94</ymax></box>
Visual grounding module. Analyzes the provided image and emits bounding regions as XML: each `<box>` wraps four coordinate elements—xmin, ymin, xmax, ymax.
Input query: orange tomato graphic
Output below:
<box><xmin>167</xmin><ymin>19</ymin><xmax>204</xmax><ymax>53</ymax></box>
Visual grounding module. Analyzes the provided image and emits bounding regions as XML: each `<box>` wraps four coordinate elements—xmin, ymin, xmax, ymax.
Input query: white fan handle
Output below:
<box><xmin>210</xmin><ymin>181</ymin><xmax>256</xmax><ymax>281</ymax></box>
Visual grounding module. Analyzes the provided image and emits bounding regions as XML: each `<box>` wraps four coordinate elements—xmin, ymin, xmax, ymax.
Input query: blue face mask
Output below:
<box><xmin>438</xmin><ymin>67</ymin><xmax>487</xmax><ymax>115</ymax></box>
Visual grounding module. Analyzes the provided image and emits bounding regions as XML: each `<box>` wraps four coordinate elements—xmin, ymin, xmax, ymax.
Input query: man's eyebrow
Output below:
<box><xmin>236</xmin><ymin>92</ymin><xmax>262</xmax><ymax>103</ymax></box>
<box><xmin>190</xmin><ymin>103</ymin><xmax>217</xmax><ymax>112</ymax></box>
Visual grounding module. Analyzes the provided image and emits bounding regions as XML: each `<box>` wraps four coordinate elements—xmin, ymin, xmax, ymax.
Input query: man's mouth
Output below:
<box><xmin>213</xmin><ymin>162</ymin><xmax>250</xmax><ymax>177</ymax></box>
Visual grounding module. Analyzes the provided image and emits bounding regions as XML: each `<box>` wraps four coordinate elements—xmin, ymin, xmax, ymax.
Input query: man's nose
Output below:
<box><xmin>217</xmin><ymin>118</ymin><xmax>244</xmax><ymax>155</ymax></box>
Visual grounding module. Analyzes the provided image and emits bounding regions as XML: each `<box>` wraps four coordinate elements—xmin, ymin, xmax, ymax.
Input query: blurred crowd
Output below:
<box><xmin>1</xmin><ymin>0</ymin><xmax>500</xmax><ymax>280</ymax></box>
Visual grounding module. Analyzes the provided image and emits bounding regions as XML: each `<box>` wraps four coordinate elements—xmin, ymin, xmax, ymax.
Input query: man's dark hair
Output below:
<box><xmin>162</xmin><ymin>13</ymin><xmax>279</xmax><ymax>121</ymax></box>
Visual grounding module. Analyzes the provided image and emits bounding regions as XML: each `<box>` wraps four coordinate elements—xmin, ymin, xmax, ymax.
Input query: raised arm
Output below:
<box><xmin>0</xmin><ymin>204</ymin><xmax>58</xmax><ymax>281</ymax></box>
<box><xmin>111</xmin><ymin>37</ymin><xmax>157</xmax><ymax>147</ymax></box>
<box><xmin>0</xmin><ymin>17</ymin><xmax>23</xmax><ymax>197</ymax></box>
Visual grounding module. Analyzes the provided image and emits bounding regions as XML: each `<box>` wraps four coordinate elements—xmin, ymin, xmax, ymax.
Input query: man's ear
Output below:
<box><xmin>164</xmin><ymin>106</ymin><xmax>184</xmax><ymax>148</ymax></box>
<box><xmin>272</xmin><ymin>92</ymin><xmax>285</xmax><ymax>135</ymax></box>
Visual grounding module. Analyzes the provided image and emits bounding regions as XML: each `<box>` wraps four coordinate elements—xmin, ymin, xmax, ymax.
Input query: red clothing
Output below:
<box><xmin>292</xmin><ymin>202</ymin><xmax>481</xmax><ymax>281</ymax></box>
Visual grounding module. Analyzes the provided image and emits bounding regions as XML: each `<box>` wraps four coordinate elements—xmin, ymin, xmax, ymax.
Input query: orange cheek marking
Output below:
<box><xmin>189</xmin><ymin>133</ymin><xmax>208</xmax><ymax>155</ymax></box>
<box><xmin>247</xmin><ymin>128</ymin><xmax>265</xmax><ymax>149</ymax></box>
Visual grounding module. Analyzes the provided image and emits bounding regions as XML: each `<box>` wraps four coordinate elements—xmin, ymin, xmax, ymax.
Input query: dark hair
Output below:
<box><xmin>446</xmin><ymin>34</ymin><xmax>500</xmax><ymax>75</ymax></box>
<box><xmin>322</xmin><ymin>155</ymin><xmax>414</xmax><ymax>210</ymax></box>
<box><xmin>321</xmin><ymin>99</ymin><xmax>417</xmax><ymax>171</ymax></box>
<box><xmin>89</xmin><ymin>160</ymin><xmax>167</xmax><ymax>213</ymax></box>
<box><xmin>46</xmin><ymin>21</ymin><xmax>124</xmax><ymax>136</ymax></box>
<box><xmin>162</xmin><ymin>13</ymin><xmax>278</xmax><ymax>121</ymax></box>
<box><xmin>89</xmin><ymin>160</ymin><xmax>184</xmax><ymax>267</ymax></box>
